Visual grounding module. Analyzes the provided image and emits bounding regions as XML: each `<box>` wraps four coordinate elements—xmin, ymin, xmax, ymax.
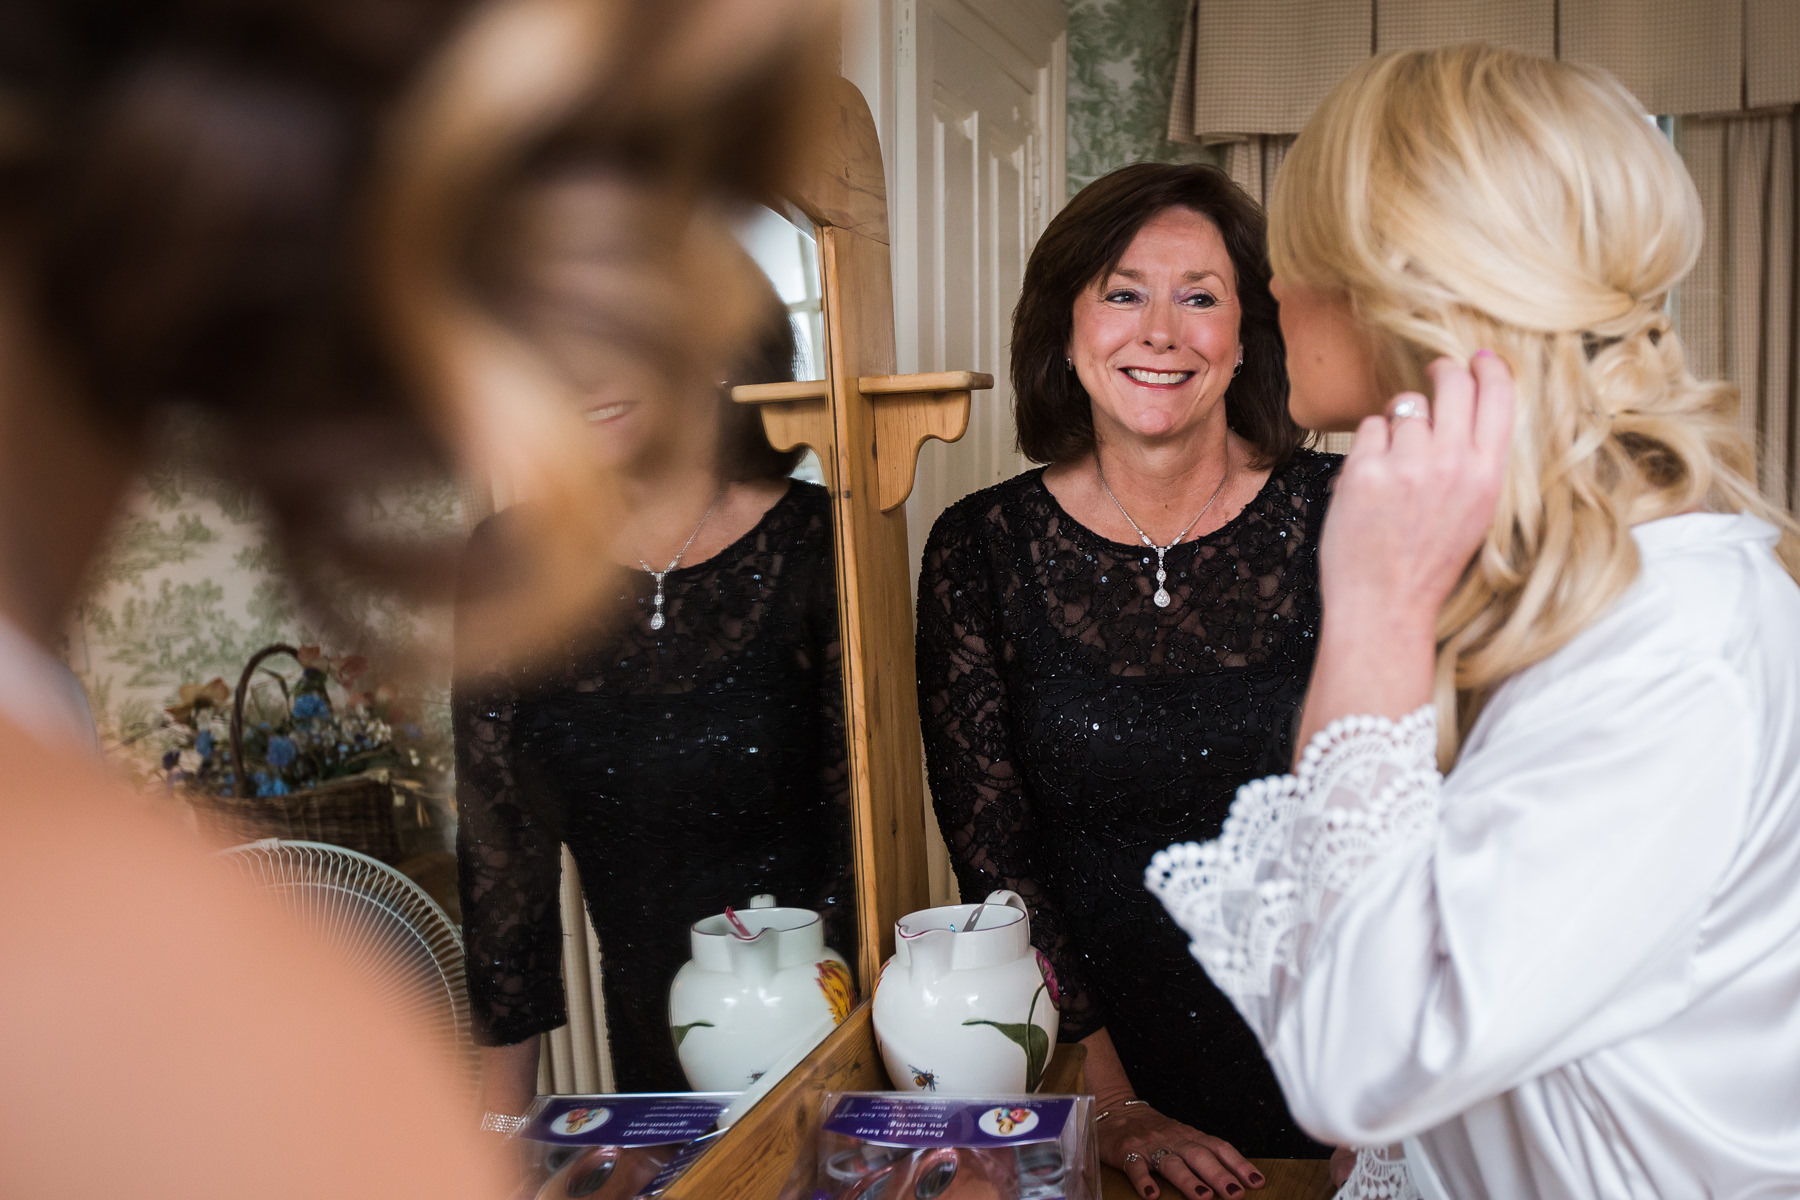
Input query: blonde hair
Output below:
<box><xmin>1268</xmin><ymin>44</ymin><xmax>1800</xmax><ymax>767</ymax></box>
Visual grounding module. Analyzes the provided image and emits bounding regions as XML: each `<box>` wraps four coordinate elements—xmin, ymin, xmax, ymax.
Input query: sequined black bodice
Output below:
<box><xmin>455</xmin><ymin>481</ymin><xmax>853</xmax><ymax>1091</ymax></box>
<box><xmin>916</xmin><ymin>450</ymin><xmax>1338</xmax><ymax>1156</ymax></box>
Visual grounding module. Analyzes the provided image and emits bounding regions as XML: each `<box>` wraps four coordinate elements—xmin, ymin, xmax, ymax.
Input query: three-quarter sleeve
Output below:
<box><xmin>453</xmin><ymin>518</ymin><xmax>570</xmax><ymax>1047</ymax></box>
<box><xmin>1150</xmin><ymin>654</ymin><xmax>1756</xmax><ymax>1146</ymax></box>
<box><xmin>916</xmin><ymin>504</ymin><xmax>1101</xmax><ymax>1040</ymax></box>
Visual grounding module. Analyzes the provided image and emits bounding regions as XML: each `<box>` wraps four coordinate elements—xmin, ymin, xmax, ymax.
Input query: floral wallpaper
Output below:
<box><xmin>63</xmin><ymin>415</ymin><xmax>461</xmax><ymax>789</ymax></box>
<box><xmin>1066</xmin><ymin>0</ymin><xmax>1212</xmax><ymax>197</ymax></box>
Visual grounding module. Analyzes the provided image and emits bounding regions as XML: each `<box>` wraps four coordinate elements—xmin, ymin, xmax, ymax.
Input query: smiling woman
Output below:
<box><xmin>916</xmin><ymin>163</ymin><xmax>1339</xmax><ymax>1200</ymax></box>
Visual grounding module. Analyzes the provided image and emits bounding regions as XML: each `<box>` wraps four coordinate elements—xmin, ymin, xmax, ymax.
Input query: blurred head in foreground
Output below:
<box><xmin>0</xmin><ymin>0</ymin><xmax>832</xmax><ymax>669</ymax></box>
<box><xmin>1266</xmin><ymin>43</ymin><xmax>1800</xmax><ymax>761</ymax></box>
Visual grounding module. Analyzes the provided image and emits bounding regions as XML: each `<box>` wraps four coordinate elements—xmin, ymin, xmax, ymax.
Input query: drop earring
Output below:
<box><xmin>1065</xmin><ymin>357</ymin><xmax>1074</xmax><ymax>370</ymax></box>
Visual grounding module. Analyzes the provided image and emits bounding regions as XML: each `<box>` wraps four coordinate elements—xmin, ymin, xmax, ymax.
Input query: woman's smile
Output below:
<box><xmin>1121</xmin><ymin>367</ymin><xmax>1196</xmax><ymax>387</ymax></box>
<box><xmin>584</xmin><ymin>400</ymin><xmax>634</xmax><ymax>423</ymax></box>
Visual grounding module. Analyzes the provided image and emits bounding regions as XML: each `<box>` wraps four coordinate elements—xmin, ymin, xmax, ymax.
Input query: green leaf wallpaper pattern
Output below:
<box><xmin>63</xmin><ymin>428</ymin><xmax>460</xmax><ymax>775</ymax></box>
<box><xmin>1066</xmin><ymin>0</ymin><xmax>1212</xmax><ymax>197</ymax></box>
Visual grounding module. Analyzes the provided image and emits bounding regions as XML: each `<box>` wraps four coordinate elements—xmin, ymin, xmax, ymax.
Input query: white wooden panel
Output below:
<box><xmin>893</xmin><ymin>0</ymin><xmax>1065</xmax><ymax>907</ymax></box>
<box><xmin>900</xmin><ymin>0</ymin><xmax>1065</xmax><ymax>586</ymax></box>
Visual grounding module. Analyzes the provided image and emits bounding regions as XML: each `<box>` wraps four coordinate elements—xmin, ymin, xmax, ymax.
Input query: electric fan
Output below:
<box><xmin>220</xmin><ymin>838</ymin><xmax>478</xmax><ymax>1100</ymax></box>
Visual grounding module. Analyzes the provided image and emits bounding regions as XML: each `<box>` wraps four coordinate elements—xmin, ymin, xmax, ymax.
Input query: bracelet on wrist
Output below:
<box><xmin>1093</xmin><ymin>1098</ymin><xmax>1149</xmax><ymax>1124</ymax></box>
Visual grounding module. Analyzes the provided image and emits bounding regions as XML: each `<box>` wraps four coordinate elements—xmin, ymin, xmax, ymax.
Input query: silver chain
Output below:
<box><xmin>635</xmin><ymin>485</ymin><xmax>727</xmax><ymax>632</ymax></box>
<box><xmin>1095</xmin><ymin>455</ymin><xmax>1228</xmax><ymax>609</ymax></box>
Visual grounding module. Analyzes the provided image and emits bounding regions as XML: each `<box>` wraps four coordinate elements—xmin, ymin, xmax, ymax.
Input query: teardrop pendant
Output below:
<box><xmin>1154</xmin><ymin>587</ymin><xmax>1171</xmax><ymax>608</ymax></box>
<box><xmin>648</xmin><ymin>575</ymin><xmax>667</xmax><ymax>632</ymax></box>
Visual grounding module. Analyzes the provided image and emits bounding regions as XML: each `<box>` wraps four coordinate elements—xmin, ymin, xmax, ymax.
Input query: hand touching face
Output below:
<box><xmin>1067</xmin><ymin>207</ymin><xmax>1242</xmax><ymax>451</ymax></box>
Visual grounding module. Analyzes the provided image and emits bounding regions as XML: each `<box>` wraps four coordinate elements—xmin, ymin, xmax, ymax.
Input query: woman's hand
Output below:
<box><xmin>1296</xmin><ymin>353</ymin><xmax>1515</xmax><ymax>749</ymax></box>
<box><xmin>1099</xmin><ymin>1102</ymin><xmax>1265</xmax><ymax>1200</ymax></box>
<box><xmin>1319</xmin><ymin>353</ymin><xmax>1515</xmax><ymax>628</ymax></box>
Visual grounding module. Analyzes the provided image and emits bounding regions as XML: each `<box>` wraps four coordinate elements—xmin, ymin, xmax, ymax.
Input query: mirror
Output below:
<box><xmin>451</xmin><ymin>194</ymin><xmax>857</xmax><ymax>1113</ymax></box>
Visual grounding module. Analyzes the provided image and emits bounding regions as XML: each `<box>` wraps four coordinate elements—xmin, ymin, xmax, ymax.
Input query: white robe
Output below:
<box><xmin>1149</xmin><ymin>513</ymin><xmax>1800</xmax><ymax>1198</ymax></box>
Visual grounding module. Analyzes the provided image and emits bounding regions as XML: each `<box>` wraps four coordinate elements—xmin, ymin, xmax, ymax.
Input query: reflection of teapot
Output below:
<box><xmin>873</xmin><ymin>890</ymin><xmax>1059</xmax><ymax>1094</ymax></box>
<box><xmin>534</xmin><ymin>1145</ymin><xmax>672</xmax><ymax>1200</ymax></box>
<box><xmin>668</xmin><ymin>894</ymin><xmax>855</xmax><ymax>1090</ymax></box>
<box><xmin>835</xmin><ymin>1147</ymin><xmax>1019</xmax><ymax>1200</ymax></box>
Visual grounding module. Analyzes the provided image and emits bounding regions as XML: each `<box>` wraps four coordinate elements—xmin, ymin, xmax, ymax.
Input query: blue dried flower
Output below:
<box><xmin>292</xmin><ymin>693</ymin><xmax>329</xmax><ymax>720</ymax></box>
<box><xmin>256</xmin><ymin>774</ymin><xmax>290</xmax><ymax>797</ymax></box>
<box><xmin>195</xmin><ymin>730</ymin><xmax>214</xmax><ymax>759</ymax></box>
<box><xmin>266</xmin><ymin>736</ymin><xmax>297</xmax><ymax>768</ymax></box>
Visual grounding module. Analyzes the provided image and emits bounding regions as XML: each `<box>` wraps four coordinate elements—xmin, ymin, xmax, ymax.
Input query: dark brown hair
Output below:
<box><xmin>717</xmin><ymin>272</ymin><xmax>803</xmax><ymax>481</ymax></box>
<box><xmin>1012</xmin><ymin>162</ymin><xmax>1300</xmax><ymax>467</ymax></box>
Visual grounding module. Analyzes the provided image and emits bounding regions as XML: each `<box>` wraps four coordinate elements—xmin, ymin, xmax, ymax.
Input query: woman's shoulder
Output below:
<box><xmin>1487</xmin><ymin>515</ymin><xmax>1798</xmax><ymax>731</ymax></box>
<box><xmin>1271</xmin><ymin>445</ymin><xmax>1344</xmax><ymax>494</ymax></box>
<box><xmin>459</xmin><ymin>505</ymin><xmax>535</xmax><ymax>598</ymax></box>
<box><xmin>918</xmin><ymin>470</ymin><xmax>1049</xmax><ymax>582</ymax></box>
<box><xmin>781</xmin><ymin>476</ymin><xmax>831</xmax><ymax>519</ymax></box>
<box><xmin>929</xmin><ymin>469</ymin><xmax>1050</xmax><ymax>541</ymax></box>
<box><xmin>751</xmin><ymin>476</ymin><xmax>830</xmax><ymax>536</ymax></box>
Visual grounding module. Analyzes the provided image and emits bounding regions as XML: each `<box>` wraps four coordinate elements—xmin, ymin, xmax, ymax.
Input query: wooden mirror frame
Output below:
<box><xmin>659</xmin><ymin>79</ymin><xmax>1092</xmax><ymax>1200</ymax></box>
<box><xmin>731</xmin><ymin>78</ymin><xmax>987</xmax><ymax>994</ymax></box>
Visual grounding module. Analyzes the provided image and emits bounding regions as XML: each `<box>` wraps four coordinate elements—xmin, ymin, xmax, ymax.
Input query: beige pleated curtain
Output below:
<box><xmin>1170</xmin><ymin>0</ymin><xmax>1800</xmax><ymax>512</ymax></box>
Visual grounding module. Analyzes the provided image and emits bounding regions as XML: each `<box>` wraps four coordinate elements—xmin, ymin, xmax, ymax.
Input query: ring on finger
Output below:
<box><xmin>1122</xmin><ymin>1152</ymin><xmax>1145</xmax><ymax>1165</ymax></box>
<box><xmin>1389</xmin><ymin>397</ymin><xmax>1430</xmax><ymax>423</ymax></box>
<box><xmin>1148</xmin><ymin>1148</ymin><xmax>1176</xmax><ymax>1170</ymax></box>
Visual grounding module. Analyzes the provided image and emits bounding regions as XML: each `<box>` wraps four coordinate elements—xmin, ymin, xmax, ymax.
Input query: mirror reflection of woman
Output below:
<box><xmin>1151</xmin><ymin>45</ymin><xmax>1800</xmax><ymax>1199</ymax></box>
<box><xmin>456</xmin><ymin>205</ymin><xmax>851</xmax><ymax>1116</ymax></box>
<box><xmin>917</xmin><ymin>164</ymin><xmax>1338</xmax><ymax>1200</ymax></box>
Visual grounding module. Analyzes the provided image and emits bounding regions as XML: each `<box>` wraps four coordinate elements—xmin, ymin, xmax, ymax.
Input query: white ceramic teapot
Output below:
<box><xmin>667</xmin><ymin>894</ymin><xmax>856</xmax><ymax>1091</ymax></box>
<box><xmin>872</xmin><ymin>889</ymin><xmax>1060</xmax><ymax>1094</ymax></box>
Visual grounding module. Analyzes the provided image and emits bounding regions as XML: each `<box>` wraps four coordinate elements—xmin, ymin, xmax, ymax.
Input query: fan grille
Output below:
<box><xmin>220</xmin><ymin>839</ymin><xmax>478</xmax><ymax>1100</ymax></box>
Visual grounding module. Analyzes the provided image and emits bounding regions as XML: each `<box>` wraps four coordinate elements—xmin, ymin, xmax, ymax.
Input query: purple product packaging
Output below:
<box><xmin>509</xmin><ymin>1093</ymin><xmax>737</xmax><ymax>1200</ymax></box>
<box><xmin>813</xmin><ymin>1092</ymin><xmax>1097</xmax><ymax>1200</ymax></box>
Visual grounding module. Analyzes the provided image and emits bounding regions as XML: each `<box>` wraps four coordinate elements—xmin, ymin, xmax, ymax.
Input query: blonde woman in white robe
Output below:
<box><xmin>1148</xmin><ymin>44</ymin><xmax>1800</xmax><ymax>1200</ymax></box>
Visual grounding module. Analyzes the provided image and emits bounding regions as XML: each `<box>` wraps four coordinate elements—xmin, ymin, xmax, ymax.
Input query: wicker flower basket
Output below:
<box><xmin>186</xmin><ymin>643</ymin><xmax>408</xmax><ymax>864</ymax></box>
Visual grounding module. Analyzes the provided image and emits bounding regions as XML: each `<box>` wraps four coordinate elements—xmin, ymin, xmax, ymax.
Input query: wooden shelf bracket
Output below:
<box><xmin>734</xmin><ymin>370</ymin><xmax>993</xmax><ymax>511</ymax></box>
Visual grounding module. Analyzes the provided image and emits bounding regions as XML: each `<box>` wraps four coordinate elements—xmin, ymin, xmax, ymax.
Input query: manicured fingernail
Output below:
<box><xmin>1474</xmin><ymin>349</ymin><xmax>1495</xmax><ymax>359</ymax></box>
<box><xmin>1227</xmin><ymin>1186</ymin><xmax>1243</xmax><ymax>1197</ymax></box>
<box><xmin>1249</xmin><ymin>1172</ymin><xmax>1265</xmax><ymax>1186</ymax></box>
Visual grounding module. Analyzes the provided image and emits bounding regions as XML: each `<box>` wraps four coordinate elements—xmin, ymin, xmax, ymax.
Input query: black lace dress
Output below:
<box><xmin>916</xmin><ymin>449</ymin><xmax>1338</xmax><ymax>1157</ymax></box>
<box><xmin>455</xmin><ymin>480</ymin><xmax>854</xmax><ymax>1092</ymax></box>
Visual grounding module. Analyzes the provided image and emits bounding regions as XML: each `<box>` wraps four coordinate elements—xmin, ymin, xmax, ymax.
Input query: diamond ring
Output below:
<box><xmin>1122</xmin><ymin>1152</ymin><xmax>1145</xmax><ymax>1165</ymax></box>
<box><xmin>1389</xmin><ymin>397</ymin><xmax>1429</xmax><ymax>422</ymax></box>
<box><xmin>1149</xmin><ymin>1148</ymin><xmax>1176</xmax><ymax>1170</ymax></box>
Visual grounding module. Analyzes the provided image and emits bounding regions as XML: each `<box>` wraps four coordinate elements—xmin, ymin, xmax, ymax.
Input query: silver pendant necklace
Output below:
<box><xmin>635</xmin><ymin>485</ymin><xmax>727</xmax><ymax>631</ymax></box>
<box><xmin>1096</xmin><ymin>455</ymin><xmax>1229</xmax><ymax>609</ymax></box>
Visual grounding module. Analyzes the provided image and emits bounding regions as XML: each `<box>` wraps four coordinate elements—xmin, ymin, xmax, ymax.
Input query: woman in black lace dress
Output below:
<box><xmin>918</xmin><ymin>164</ymin><xmax>1337</xmax><ymax>1198</ymax></box>
<box><xmin>455</xmin><ymin>224</ymin><xmax>852</xmax><ymax>1112</ymax></box>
